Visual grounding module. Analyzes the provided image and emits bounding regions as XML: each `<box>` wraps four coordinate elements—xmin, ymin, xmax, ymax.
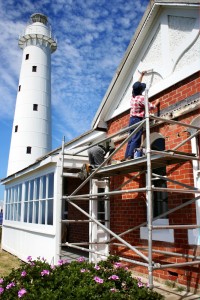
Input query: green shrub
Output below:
<box><xmin>0</xmin><ymin>255</ymin><xmax>163</xmax><ymax>299</ymax></box>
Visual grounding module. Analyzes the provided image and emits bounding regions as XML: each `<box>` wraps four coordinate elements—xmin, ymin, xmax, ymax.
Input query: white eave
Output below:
<box><xmin>91</xmin><ymin>0</ymin><xmax>199</xmax><ymax>129</ymax></box>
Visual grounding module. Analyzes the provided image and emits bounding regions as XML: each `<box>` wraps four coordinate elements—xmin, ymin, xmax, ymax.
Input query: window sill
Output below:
<box><xmin>140</xmin><ymin>219</ymin><xmax>174</xmax><ymax>243</ymax></box>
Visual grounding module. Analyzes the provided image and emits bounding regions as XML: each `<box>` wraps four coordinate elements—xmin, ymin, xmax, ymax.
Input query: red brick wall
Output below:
<box><xmin>107</xmin><ymin>72</ymin><xmax>200</xmax><ymax>291</ymax></box>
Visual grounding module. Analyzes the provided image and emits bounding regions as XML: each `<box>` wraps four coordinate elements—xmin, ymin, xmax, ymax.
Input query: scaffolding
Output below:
<box><xmin>59</xmin><ymin>89</ymin><xmax>200</xmax><ymax>288</ymax></box>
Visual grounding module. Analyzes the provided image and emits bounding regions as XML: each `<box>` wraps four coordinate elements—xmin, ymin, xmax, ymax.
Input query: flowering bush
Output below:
<box><xmin>0</xmin><ymin>255</ymin><xmax>163</xmax><ymax>299</ymax></box>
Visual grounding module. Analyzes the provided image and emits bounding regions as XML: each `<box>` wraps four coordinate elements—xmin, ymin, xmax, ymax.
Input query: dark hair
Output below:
<box><xmin>132</xmin><ymin>81</ymin><xmax>146</xmax><ymax>96</ymax></box>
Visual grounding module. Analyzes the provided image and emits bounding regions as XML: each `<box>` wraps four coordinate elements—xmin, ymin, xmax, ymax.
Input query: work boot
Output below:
<box><xmin>82</xmin><ymin>163</ymin><xmax>90</xmax><ymax>179</ymax></box>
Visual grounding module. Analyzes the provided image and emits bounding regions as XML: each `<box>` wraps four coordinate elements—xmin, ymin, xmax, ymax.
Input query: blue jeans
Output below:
<box><xmin>125</xmin><ymin>116</ymin><xmax>143</xmax><ymax>159</ymax></box>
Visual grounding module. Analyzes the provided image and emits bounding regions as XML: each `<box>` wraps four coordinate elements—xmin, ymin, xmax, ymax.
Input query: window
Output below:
<box><xmin>25</xmin><ymin>54</ymin><xmax>29</xmax><ymax>60</ymax></box>
<box><xmin>5</xmin><ymin>184</ymin><xmax>22</xmax><ymax>221</ymax></box>
<box><xmin>26</xmin><ymin>146</ymin><xmax>31</xmax><ymax>154</ymax></box>
<box><xmin>18</xmin><ymin>85</ymin><xmax>21</xmax><ymax>91</ymax></box>
<box><xmin>32</xmin><ymin>66</ymin><xmax>37</xmax><ymax>72</ymax></box>
<box><xmin>5</xmin><ymin>173</ymin><xmax>54</xmax><ymax>226</ymax></box>
<box><xmin>151</xmin><ymin>138</ymin><xmax>168</xmax><ymax>217</ymax></box>
<box><xmin>33</xmin><ymin>104</ymin><xmax>38</xmax><ymax>111</ymax></box>
<box><xmin>97</xmin><ymin>187</ymin><xmax>106</xmax><ymax>224</ymax></box>
<box><xmin>15</xmin><ymin>125</ymin><xmax>18</xmax><ymax>132</ymax></box>
<box><xmin>190</xmin><ymin>117</ymin><xmax>200</xmax><ymax>226</ymax></box>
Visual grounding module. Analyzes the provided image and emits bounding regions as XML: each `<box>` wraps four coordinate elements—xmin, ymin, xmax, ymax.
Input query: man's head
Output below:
<box><xmin>132</xmin><ymin>81</ymin><xmax>146</xmax><ymax>96</ymax></box>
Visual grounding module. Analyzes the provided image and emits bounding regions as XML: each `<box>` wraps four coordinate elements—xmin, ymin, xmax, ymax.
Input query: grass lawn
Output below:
<box><xmin>0</xmin><ymin>227</ymin><xmax>21</xmax><ymax>277</ymax></box>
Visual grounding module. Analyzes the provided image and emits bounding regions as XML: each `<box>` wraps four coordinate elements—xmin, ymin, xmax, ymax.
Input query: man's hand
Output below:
<box><xmin>138</xmin><ymin>70</ymin><xmax>147</xmax><ymax>82</ymax></box>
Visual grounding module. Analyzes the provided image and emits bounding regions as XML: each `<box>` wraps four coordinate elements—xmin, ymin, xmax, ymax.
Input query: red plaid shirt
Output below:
<box><xmin>130</xmin><ymin>95</ymin><xmax>155</xmax><ymax>118</ymax></box>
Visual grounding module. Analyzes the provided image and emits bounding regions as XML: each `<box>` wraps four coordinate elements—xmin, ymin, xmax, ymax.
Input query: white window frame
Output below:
<box><xmin>140</xmin><ymin>133</ymin><xmax>174</xmax><ymax>242</ymax></box>
<box><xmin>89</xmin><ymin>179</ymin><xmax>110</xmax><ymax>263</ymax></box>
<box><xmin>188</xmin><ymin>116</ymin><xmax>200</xmax><ymax>245</ymax></box>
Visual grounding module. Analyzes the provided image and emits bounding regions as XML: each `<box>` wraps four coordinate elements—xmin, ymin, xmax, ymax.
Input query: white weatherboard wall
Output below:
<box><xmin>7</xmin><ymin>13</ymin><xmax>57</xmax><ymax>176</ymax></box>
<box><xmin>2</xmin><ymin>163</ymin><xmax>59</xmax><ymax>264</ymax></box>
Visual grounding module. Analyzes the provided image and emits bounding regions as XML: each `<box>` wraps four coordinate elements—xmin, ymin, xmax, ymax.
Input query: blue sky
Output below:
<box><xmin>0</xmin><ymin>0</ymin><xmax>149</xmax><ymax>199</ymax></box>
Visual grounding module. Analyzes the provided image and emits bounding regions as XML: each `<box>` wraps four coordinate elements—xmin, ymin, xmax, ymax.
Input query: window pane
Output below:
<box><xmin>26</xmin><ymin>147</ymin><xmax>31</xmax><ymax>154</ymax></box>
<box><xmin>14</xmin><ymin>187</ymin><xmax>17</xmax><ymax>202</ymax></box>
<box><xmin>41</xmin><ymin>201</ymin><xmax>46</xmax><ymax>224</ymax></box>
<box><xmin>33</xmin><ymin>104</ymin><xmax>38</xmax><ymax>111</ymax></box>
<box><xmin>6</xmin><ymin>189</ymin><xmax>10</xmax><ymax>203</ymax></box>
<box><xmin>36</xmin><ymin>178</ymin><xmax>40</xmax><ymax>199</ymax></box>
<box><xmin>24</xmin><ymin>203</ymin><xmax>28</xmax><ymax>222</ymax></box>
<box><xmin>48</xmin><ymin>173</ymin><xmax>54</xmax><ymax>198</ymax></box>
<box><xmin>5</xmin><ymin>204</ymin><xmax>8</xmax><ymax>220</ymax></box>
<box><xmin>30</xmin><ymin>180</ymin><xmax>34</xmax><ymax>200</ymax></box>
<box><xmin>29</xmin><ymin>202</ymin><xmax>33</xmax><ymax>223</ymax></box>
<box><xmin>10</xmin><ymin>188</ymin><xmax>13</xmax><ymax>203</ymax></box>
<box><xmin>42</xmin><ymin>176</ymin><xmax>46</xmax><ymax>198</ymax></box>
<box><xmin>97</xmin><ymin>188</ymin><xmax>105</xmax><ymax>224</ymax></box>
<box><xmin>47</xmin><ymin>199</ymin><xmax>53</xmax><ymax>225</ymax></box>
<box><xmin>5</xmin><ymin>204</ymin><xmax>9</xmax><ymax>220</ymax></box>
<box><xmin>34</xmin><ymin>201</ymin><xmax>39</xmax><ymax>224</ymax></box>
<box><xmin>14</xmin><ymin>203</ymin><xmax>17</xmax><ymax>221</ymax></box>
<box><xmin>32</xmin><ymin>66</ymin><xmax>37</xmax><ymax>72</ymax></box>
<box><xmin>10</xmin><ymin>204</ymin><xmax>13</xmax><ymax>220</ymax></box>
<box><xmin>151</xmin><ymin>138</ymin><xmax>168</xmax><ymax>218</ymax></box>
<box><xmin>18</xmin><ymin>184</ymin><xmax>22</xmax><ymax>202</ymax></box>
<box><xmin>17</xmin><ymin>203</ymin><xmax>21</xmax><ymax>221</ymax></box>
<box><xmin>25</xmin><ymin>182</ymin><xmax>29</xmax><ymax>201</ymax></box>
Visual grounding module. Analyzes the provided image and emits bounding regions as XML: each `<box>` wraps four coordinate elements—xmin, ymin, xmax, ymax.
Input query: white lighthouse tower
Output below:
<box><xmin>7</xmin><ymin>13</ymin><xmax>57</xmax><ymax>176</ymax></box>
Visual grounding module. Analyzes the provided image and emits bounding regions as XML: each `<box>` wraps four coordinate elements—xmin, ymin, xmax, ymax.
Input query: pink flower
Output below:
<box><xmin>41</xmin><ymin>269</ymin><xmax>50</xmax><ymax>276</ymax></box>
<box><xmin>108</xmin><ymin>275</ymin><xmax>119</xmax><ymax>280</ymax></box>
<box><xmin>94</xmin><ymin>265</ymin><xmax>100</xmax><ymax>270</ymax></box>
<box><xmin>58</xmin><ymin>259</ymin><xmax>64</xmax><ymax>265</ymax></box>
<box><xmin>6</xmin><ymin>282</ymin><xmax>15</xmax><ymax>289</ymax></box>
<box><xmin>27</xmin><ymin>256</ymin><xmax>32</xmax><ymax>262</ymax></box>
<box><xmin>77</xmin><ymin>256</ymin><xmax>85</xmax><ymax>262</ymax></box>
<box><xmin>138</xmin><ymin>281</ymin><xmax>144</xmax><ymax>287</ymax></box>
<box><xmin>0</xmin><ymin>287</ymin><xmax>4</xmax><ymax>294</ymax></box>
<box><xmin>21</xmin><ymin>271</ymin><xmax>27</xmax><ymax>277</ymax></box>
<box><xmin>50</xmin><ymin>264</ymin><xmax>55</xmax><ymax>270</ymax></box>
<box><xmin>114</xmin><ymin>262</ymin><xmax>121</xmax><ymax>268</ymax></box>
<box><xmin>94</xmin><ymin>276</ymin><xmax>104</xmax><ymax>284</ymax></box>
<box><xmin>18</xmin><ymin>288</ymin><xmax>27</xmax><ymax>298</ymax></box>
<box><xmin>81</xmin><ymin>269</ymin><xmax>86</xmax><ymax>273</ymax></box>
<box><xmin>0</xmin><ymin>278</ymin><xmax>3</xmax><ymax>284</ymax></box>
<box><xmin>58</xmin><ymin>259</ymin><xmax>68</xmax><ymax>266</ymax></box>
<box><xmin>110</xmin><ymin>288</ymin><xmax>117</xmax><ymax>292</ymax></box>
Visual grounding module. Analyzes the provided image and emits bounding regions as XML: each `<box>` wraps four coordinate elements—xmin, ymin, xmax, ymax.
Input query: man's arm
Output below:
<box><xmin>138</xmin><ymin>70</ymin><xmax>147</xmax><ymax>82</ymax></box>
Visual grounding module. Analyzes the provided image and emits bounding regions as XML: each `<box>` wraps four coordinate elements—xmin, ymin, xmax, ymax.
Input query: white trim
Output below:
<box><xmin>103</xmin><ymin>7</ymin><xmax>200</xmax><ymax>122</ymax></box>
<box><xmin>89</xmin><ymin>179</ymin><xmax>110</xmax><ymax>263</ymax></box>
<box><xmin>188</xmin><ymin>116</ymin><xmax>200</xmax><ymax>245</ymax></box>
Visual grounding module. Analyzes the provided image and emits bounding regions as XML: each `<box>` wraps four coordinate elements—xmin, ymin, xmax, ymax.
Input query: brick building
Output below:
<box><xmin>1</xmin><ymin>0</ymin><xmax>199</xmax><ymax>292</ymax></box>
<box><xmin>79</xmin><ymin>0</ymin><xmax>200</xmax><ymax>290</ymax></box>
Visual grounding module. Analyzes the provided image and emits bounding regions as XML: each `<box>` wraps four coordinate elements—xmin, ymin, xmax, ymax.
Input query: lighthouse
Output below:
<box><xmin>7</xmin><ymin>13</ymin><xmax>57</xmax><ymax>176</ymax></box>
